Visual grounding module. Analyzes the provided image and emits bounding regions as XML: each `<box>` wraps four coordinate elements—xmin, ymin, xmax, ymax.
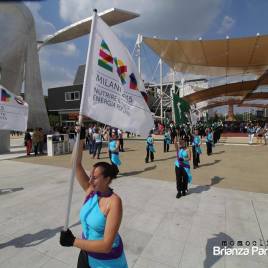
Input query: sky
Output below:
<box><xmin>23</xmin><ymin>0</ymin><xmax>268</xmax><ymax>113</ymax></box>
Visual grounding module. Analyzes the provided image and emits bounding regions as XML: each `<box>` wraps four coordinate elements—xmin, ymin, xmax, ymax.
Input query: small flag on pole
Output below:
<box><xmin>173</xmin><ymin>94</ymin><xmax>190</xmax><ymax>125</ymax></box>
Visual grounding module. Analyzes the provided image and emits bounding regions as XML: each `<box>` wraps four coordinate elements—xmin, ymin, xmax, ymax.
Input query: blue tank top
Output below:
<box><xmin>146</xmin><ymin>136</ymin><xmax>153</xmax><ymax>145</ymax></box>
<box><xmin>164</xmin><ymin>133</ymin><xmax>171</xmax><ymax>143</ymax></box>
<box><xmin>109</xmin><ymin>140</ymin><xmax>121</xmax><ymax>166</ymax></box>
<box><xmin>146</xmin><ymin>136</ymin><xmax>155</xmax><ymax>152</ymax></box>
<box><xmin>80</xmin><ymin>193</ymin><xmax>128</xmax><ymax>267</ymax></box>
<box><xmin>193</xmin><ymin>135</ymin><xmax>201</xmax><ymax>146</ymax></box>
<box><xmin>175</xmin><ymin>149</ymin><xmax>192</xmax><ymax>183</ymax></box>
<box><xmin>109</xmin><ymin>140</ymin><xmax>117</xmax><ymax>152</ymax></box>
<box><xmin>206</xmin><ymin>133</ymin><xmax>213</xmax><ymax>142</ymax></box>
<box><xmin>175</xmin><ymin>148</ymin><xmax>190</xmax><ymax>168</ymax></box>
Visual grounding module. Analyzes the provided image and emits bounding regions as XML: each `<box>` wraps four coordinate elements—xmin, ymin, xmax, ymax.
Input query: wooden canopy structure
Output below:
<box><xmin>143</xmin><ymin>35</ymin><xmax>268</xmax><ymax>110</ymax></box>
<box><xmin>183</xmin><ymin>74</ymin><xmax>268</xmax><ymax>103</ymax></box>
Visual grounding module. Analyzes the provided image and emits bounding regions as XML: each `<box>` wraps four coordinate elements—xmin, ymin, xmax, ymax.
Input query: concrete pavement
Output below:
<box><xmin>1</xmin><ymin>158</ymin><xmax>268</xmax><ymax>267</ymax></box>
<box><xmin>12</xmin><ymin>139</ymin><xmax>268</xmax><ymax>193</ymax></box>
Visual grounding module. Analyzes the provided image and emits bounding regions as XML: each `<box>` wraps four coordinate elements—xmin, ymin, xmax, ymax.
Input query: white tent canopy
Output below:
<box><xmin>41</xmin><ymin>8</ymin><xmax>139</xmax><ymax>46</ymax></box>
<box><xmin>143</xmin><ymin>35</ymin><xmax>268</xmax><ymax>77</ymax></box>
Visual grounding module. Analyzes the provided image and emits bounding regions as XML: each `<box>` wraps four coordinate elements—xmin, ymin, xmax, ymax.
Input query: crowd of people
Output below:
<box><xmin>246</xmin><ymin>122</ymin><xmax>268</xmax><ymax>145</ymax></box>
<box><xmin>144</xmin><ymin>120</ymin><xmax>224</xmax><ymax>200</ymax></box>
<box><xmin>24</xmin><ymin>128</ymin><xmax>45</xmax><ymax>156</ymax></box>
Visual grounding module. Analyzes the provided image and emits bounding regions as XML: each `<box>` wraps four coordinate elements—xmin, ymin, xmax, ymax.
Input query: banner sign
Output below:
<box><xmin>0</xmin><ymin>85</ymin><xmax>28</xmax><ymax>131</ymax></box>
<box><xmin>80</xmin><ymin>15</ymin><xmax>154</xmax><ymax>136</ymax></box>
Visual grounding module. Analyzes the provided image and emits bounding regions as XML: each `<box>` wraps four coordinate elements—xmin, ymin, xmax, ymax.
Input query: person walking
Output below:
<box><xmin>38</xmin><ymin>128</ymin><xmax>44</xmax><ymax>154</ymax></box>
<box><xmin>24</xmin><ymin>130</ymin><xmax>32</xmax><ymax>156</ymax></box>
<box><xmin>32</xmin><ymin>128</ymin><xmax>40</xmax><ymax>156</ymax></box>
<box><xmin>174</xmin><ymin>139</ymin><xmax>192</xmax><ymax>198</ymax></box>
<box><xmin>145</xmin><ymin>131</ymin><xmax>155</xmax><ymax>163</ymax></box>
<box><xmin>163</xmin><ymin>128</ymin><xmax>171</xmax><ymax>152</ymax></box>
<box><xmin>256</xmin><ymin>123</ymin><xmax>264</xmax><ymax>144</ymax></box>
<box><xmin>60</xmin><ymin>128</ymin><xmax>128</xmax><ymax>268</ymax></box>
<box><xmin>247</xmin><ymin>123</ymin><xmax>255</xmax><ymax>145</ymax></box>
<box><xmin>92</xmin><ymin>127</ymin><xmax>103</xmax><ymax>159</ymax></box>
<box><xmin>88</xmin><ymin>125</ymin><xmax>94</xmax><ymax>154</ymax></box>
<box><xmin>170</xmin><ymin>122</ymin><xmax>176</xmax><ymax>144</ymax></box>
<box><xmin>108</xmin><ymin>131</ymin><xmax>121</xmax><ymax>177</ymax></box>
<box><xmin>192</xmin><ymin>129</ymin><xmax>202</xmax><ymax>169</ymax></box>
<box><xmin>118</xmin><ymin>129</ymin><xmax>124</xmax><ymax>152</ymax></box>
<box><xmin>264</xmin><ymin>126</ymin><xmax>268</xmax><ymax>145</ymax></box>
<box><xmin>205</xmin><ymin>128</ymin><xmax>213</xmax><ymax>155</ymax></box>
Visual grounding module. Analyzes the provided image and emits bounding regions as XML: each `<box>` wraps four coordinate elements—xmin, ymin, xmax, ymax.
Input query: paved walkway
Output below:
<box><xmin>11</xmin><ymin>138</ymin><xmax>268</xmax><ymax>193</ymax></box>
<box><xmin>1</xmin><ymin>158</ymin><xmax>268</xmax><ymax>267</ymax></box>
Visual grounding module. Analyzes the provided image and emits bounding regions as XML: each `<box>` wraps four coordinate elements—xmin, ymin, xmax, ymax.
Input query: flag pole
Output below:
<box><xmin>63</xmin><ymin>9</ymin><xmax>98</xmax><ymax>231</ymax></box>
<box><xmin>160</xmin><ymin>58</ymin><xmax>163</xmax><ymax>124</ymax></box>
<box><xmin>172</xmin><ymin>68</ymin><xmax>175</xmax><ymax>122</ymax></box>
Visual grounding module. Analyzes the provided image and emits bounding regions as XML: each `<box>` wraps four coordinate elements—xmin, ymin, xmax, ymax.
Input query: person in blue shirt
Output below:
<box><xmin>145</xmin><ymin>130</ymin><xmax>155</xmax><ymax>163</ymax></box>
<box><xmin>108</xmin><ymin>131</ymin><xmax>121</xmax><ymax>177</ymax></box>
<box><xmin>205</xmin><ymin>128</ymin><xmax>213</xmax><ymax>155</ymax></box>
<box><xmin>163</xmin><ymin>128</ymin><xmax>171</xmax><ymax>152</ymax></box>
<box><xmin>174</xmin><ymin>138</ymin><xmax>192</xmax><ymax>198</ymax></box>
<box><xmin>247</xmin><ymin>123</ymin><xmax>255</xmax><ymax>145</ymax></box>
<box><xmin>192</xmin><ymin>129</ymin><xmax>202</xmax><ymax>168</ymax></box>
<box><xmin>60</xmin><ymin>127</ymin><xmax>128</xmax><ymax>268</ymax></box>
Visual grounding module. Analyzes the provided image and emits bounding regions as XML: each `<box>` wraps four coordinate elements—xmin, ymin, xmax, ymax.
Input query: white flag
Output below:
<box><xmin>0</xmin><ymin>85</ymin><xmax>29</xmax><ymax>131</ymax></box>
<box><xmin>81</xmin><ymin>15</ymin><xmax>154</xmax><ymax>136</ymax></box>
<box><xmin>190</xmin><ymin>110</ymin><xmax>199</xmax><ymax>125</ymax></box>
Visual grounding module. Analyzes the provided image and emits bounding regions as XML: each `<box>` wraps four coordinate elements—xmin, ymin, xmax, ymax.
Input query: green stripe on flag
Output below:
<box><xmin>98</xmin><ymin>59</ymin><xmax>113</xmax><ymax>72</ymax></box>
<box><xmin>101</xmin><ymin>40</ymin><xmax>111</xmax><ymax>53</ymax></box>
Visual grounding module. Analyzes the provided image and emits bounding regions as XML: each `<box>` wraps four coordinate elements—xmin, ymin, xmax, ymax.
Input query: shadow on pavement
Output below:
<box><xmin>0</xmin><ymin>222</ymin><xmax>80</xmax><ymax>249</ymax></box>
<box><xmin>212</xmin><ymin>150</ymin><xmax>225</xmax><ymax>155</ymax></box>
<box><xmin>204</xmin><ymin>232</ymin><xmax>233</xmax><ymax>268</ymax></box>
<box><xmin>199</xmin><ymin>160</ymin><xmax>221</xmax><ymax>167</ymax></box>
<box><xmin>122</xmin><ymin>148</ymin><xmax>136</xmax><ymax>152</ymax></box>
<box><xmin>0</xmin><ymin>187</ymin><xmax>24</xmax><ymax>195</ymax></box>
<box><xmin>153</xmin><ymin>155</ymin><xmax>176</xmax><ymax>162</ymax></box>
<box><xmin>119</xmin><ymin>165</ymin><xmax>157</xmax><ymax>177</ymax></box>
<box><xmin>189</xmin><ymin>185</ymin><xmax>210</xmax><ymax>194</ymax></box>
<box><xmin>211</xmin><ymin>176</ymin><xmax>224</xmax><ymax>186</ymax></box>
<box><xmin>189</xmin><ymin>176</ymin><xmax>224</xmax><ymax>194</ymax></box>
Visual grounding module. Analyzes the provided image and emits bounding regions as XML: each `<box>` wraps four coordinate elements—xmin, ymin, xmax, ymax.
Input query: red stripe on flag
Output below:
<box><xmin>99</xmin><ymin>49</ymin><xmax>113</xmax><ymax>63</ymax></box>
<box><xmin>118</xmin><ymin>65</ymin><xmax>127</xmax><ymax>73</ymax></box>
<box><xmin>130</xmin><ymin>82</ymin><xmax>138</xmax><ymax>90</ymax></box>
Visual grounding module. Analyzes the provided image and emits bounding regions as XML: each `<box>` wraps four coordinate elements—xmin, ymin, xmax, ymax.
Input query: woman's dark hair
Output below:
<box><xmin>93</xmin><ymin>162</ymin><xmax>117</xmax><ymax>181</ymax></box>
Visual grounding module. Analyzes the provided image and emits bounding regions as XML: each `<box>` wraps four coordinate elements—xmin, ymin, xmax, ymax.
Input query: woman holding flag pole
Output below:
<box><xmin>60</xmin><ymin>126</ymin><xmax>128</xmax><ymax>268</ymax></box>
<box><xmin>60</xmin><ymin>9</ymin><xmax>129</xmax><ymax>268</ymax></box>
<box><xmin>59</xmin><ymin>6</ymin><xmax>154</xmax><ymax>267</ymax></box>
